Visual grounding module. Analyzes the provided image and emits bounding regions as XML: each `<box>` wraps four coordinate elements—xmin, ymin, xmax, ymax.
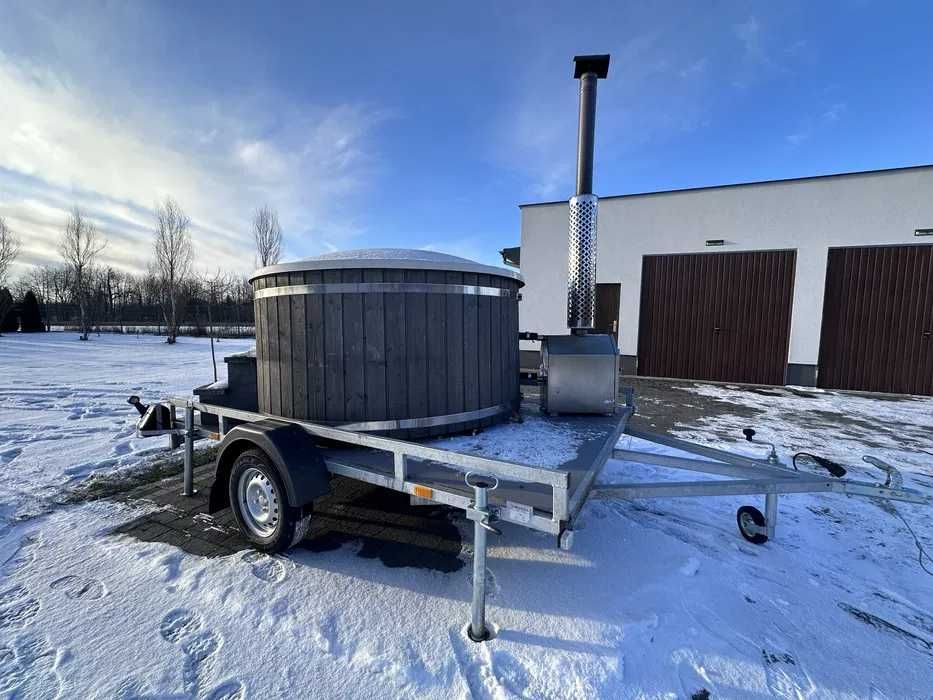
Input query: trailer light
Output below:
<box><xmin>915</xmin><ymin>228</ymin><xmax>933</xmax><ymax>237</ymax></box>
<box><xmin>705</xmin><ymin>239</ymin><xmax>726</xmax><ymax>247</ymax></box>
<box><xmin>413</xmin><ymin>485</ymin><xmax>433</xmax><ymax>499</ymax></box>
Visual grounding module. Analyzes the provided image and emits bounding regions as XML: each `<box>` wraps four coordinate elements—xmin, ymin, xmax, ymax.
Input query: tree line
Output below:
<box><xmin>0</xmin><ymin>200</ymin><xmax>283</xmax><ymax>342</ymax></box>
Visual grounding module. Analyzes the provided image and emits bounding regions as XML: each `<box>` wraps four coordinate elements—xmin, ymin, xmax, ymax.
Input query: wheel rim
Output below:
<box><xmin>237</xmin><ymin>467</ymin><xmax>280</xmax><ymax>538</ymax></box>
<box><xmin>739</xmin><ymin>512</ymin><xmax>756</xmax><ymax>536</ymax></box>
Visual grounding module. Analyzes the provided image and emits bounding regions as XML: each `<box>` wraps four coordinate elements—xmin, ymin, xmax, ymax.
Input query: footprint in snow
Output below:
<box><xmin>204</xmin><ymin>680</ymin><xmax>246</xmax><ymax>700</ymax></box>
<box><xmin>0</xmin><ymin>596</ymin><xmax>40</xmax><ymax>631</ymax></box>
<box><xmin>240</xmin><ymin>551</ymin><xmax>287</xmax><ymax>583</ymax></box>
<box><xmin>157</xmin><ymin>608</ymin><xmax>233</xmax><ymax>698</ymax></box>
<box><xmin>50</xmin><ymin>575</ymin><xmax>108</xmax><ymax>601</ymax></box>
<box><xmin>680</xmin><ymin>557</ymin><xmax>701</xmax><ymax>576</ymax></box>
<box><xmin>314</xmin><ymin>612</ymin><xmax>342</xmax><ymax>656</ymax></box>
<box><xmin>448</xmin><ymin>625</ymin><xmax>509</xmax><ymax>700</ymax></box>
<box><xmin>0</xmin><ymin>585</ymin><xmax>29</xmax><ymax>607</ymax></box>
<box><xmin>2</xmin><ymin>533</ymin><xmax>44</xmax><ymax>573</ymax></box>
<box><xmin>490</xmin><ymin>650</ymin><xmax>533</xmax><ymax>697</ymax></box>
<box><xmin>674</xmin><ymin>649</ymin><xmax>717</xmax><ymax>699</ymax></box>
<box><xmin>160</xmin><ymin>609</ymin><xmax>204</xmax><ymax>643</ymax></box>
<box><xmin>761</xmin><ymin>645</ymin><xmax>815</xmax><ymax>699</ymax></box>
<box><xmin>114</xmin><ymin>676</ymin><xmax>156</xmax><ymax>699</ymax></box>
<box><xmin>180</xmin><ymin>630</ymin><xmax>223</xmax><ymax>697</ymax></box>
<box><xmin>0</xmin><ymin>448</ymin><xmax>21</xmax><ymax>465</ymax></box>
<box><xmin>0</xmin><ymin>633</ymin><xmax>63</xmax><ymax>698</ymax></box>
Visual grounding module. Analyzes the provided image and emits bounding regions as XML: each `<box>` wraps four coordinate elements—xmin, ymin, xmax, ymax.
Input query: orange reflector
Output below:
<box><xmin>207</xmin><ymin>432</ymin><xmax>220</xmax><ymax>441</ymax></box>
<box><xmin>413</xmin><ymin>485</ymin><xmax>433</xmax><ymax>499</ymax></box>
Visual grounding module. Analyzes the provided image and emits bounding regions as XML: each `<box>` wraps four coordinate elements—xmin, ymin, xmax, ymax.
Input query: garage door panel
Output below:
<box><xmin>818</xmin><ymin>244</ymin><xmax>933</xmax><ymax>395</ymax></box>
<box><xmin>637</xmin><ymin>250</ymin><xmax>796</xmax><ymax>385</ymax></box>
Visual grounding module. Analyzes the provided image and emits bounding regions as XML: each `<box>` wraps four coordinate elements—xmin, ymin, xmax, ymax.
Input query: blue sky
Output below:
<box><xmin>2</xmin><ymin>1</ymin><xmax>932</xmax><ymax>277</ymax></box>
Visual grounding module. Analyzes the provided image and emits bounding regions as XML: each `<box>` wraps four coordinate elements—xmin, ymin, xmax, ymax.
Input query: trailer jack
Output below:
<box><xmin>465</xmin><ymin>473</ymin><xmax>501</xmax><ymax>642</ymax></box>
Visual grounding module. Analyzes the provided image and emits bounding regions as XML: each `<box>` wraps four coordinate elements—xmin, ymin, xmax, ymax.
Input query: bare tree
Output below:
<box><xmin>152</xmin><ymin>197</ymin><xmax>193</xmax><ymax>344</ymax></box>
<box><xmin>30</xmin><ymin>264</ymin><xmax>59</xmax><ymax>331</ymax></box>
<box><xmin>252</xmin><ymin>205</ymin><xmax>282</xmax><ymax>267</ymax></box>
<box><xmin>59</xmin><ymin>207</ymin><xmax>106</xmax><ymax>340</ymax></box>
<box><xmin>0</xmin><ymin>217</ymin><xmax>21</xmax><ymax>334</ymax></box>
<box><xmin>0</xmin><ymin>216</ymin><xmax>20</xmax><ymax>285</ymax></box>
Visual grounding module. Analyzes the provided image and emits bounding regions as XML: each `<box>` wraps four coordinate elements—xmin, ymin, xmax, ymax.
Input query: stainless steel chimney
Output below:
<box><xmin>566</xmin><ymin>54</ymin><xmax>610</xmax><ymax>332</ymax></box>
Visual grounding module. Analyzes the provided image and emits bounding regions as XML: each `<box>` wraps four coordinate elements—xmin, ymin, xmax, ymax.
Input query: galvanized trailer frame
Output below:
<box><xmin>595</xmin><ymin>426</ymin><xmax>931</xmax><ymax>541</ymax></box>
<box><xmin>144</xmin><ymin>392</ymin><xmax>930</xmax><ymax>642</ymax></box>
<box><xmin>161</xmin><ymin>398</ymin><xmax>631</xmax><ymax>537</ymax></box>
<box><xmin>152</xmin><ymin>395</ymin><xmax>629</xmax><ymax>641</ymax></box>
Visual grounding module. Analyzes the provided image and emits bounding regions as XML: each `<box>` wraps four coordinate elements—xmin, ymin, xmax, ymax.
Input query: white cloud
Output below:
<box><xmin>822</xmin><ymin>102</ymin><xmax>847</xmax><ymax>123</ymax></box>
<box><xmin>785</xmin><ymin>102</ymin><xmax>848</xmax><ymax>147</ymax></box>
<box><xmin>0</xmin><ymin>51</ymin><xmax>388</xmax><ymax>279</ymax></box>
<box><xmin>495</xmin><ymin>33</ymin><xmax>713</xmax><ymax>200</ymax></box>
<box><xmin>734</xmin><ymin>17</ymin><xmax>762</xmax><ymax>60</ymax></box>
<box><xmin>680</xmin><ymin>58</ymin><xmax>709</xmax><ymax>79</ymax></box>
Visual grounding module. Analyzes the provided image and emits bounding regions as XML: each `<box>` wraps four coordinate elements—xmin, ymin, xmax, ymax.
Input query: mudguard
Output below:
<box><xmin>208</xmin><ymin>419</ymin><xmax>330</xmax><ymax>514</ymax></box>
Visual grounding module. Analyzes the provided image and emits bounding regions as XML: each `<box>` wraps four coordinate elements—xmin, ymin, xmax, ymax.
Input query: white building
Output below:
<box><xmin>517</xmin><ymin>165</ymin><xmax>933</xmax><ymax>395</ymax></box>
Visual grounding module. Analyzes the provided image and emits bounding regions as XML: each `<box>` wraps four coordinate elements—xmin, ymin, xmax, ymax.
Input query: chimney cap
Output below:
<box><xmin>573</xmin><ymin>54</ymin><xmax>610</xmax><ymax>79</ymax></box>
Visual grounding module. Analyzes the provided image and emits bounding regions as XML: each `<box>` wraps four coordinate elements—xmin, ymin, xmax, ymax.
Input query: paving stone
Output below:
<box><xmin>111</xmin><ymin>459</ymin><xmax>464</xmax><ymax>569</ymax></box>
<box><xmin>149</xmin><ymin>508</ymin><xmax>185</xmax><ymax>525</ymax></box>
<box><xmin>129</xmin><ymin>522</ymin><xmax>171</xmax><ymax>541</ymax></box>
<box><xmin>183</xmin><ymin>537</ymin><xmax>220</xmax><ymax>557</ymax></box>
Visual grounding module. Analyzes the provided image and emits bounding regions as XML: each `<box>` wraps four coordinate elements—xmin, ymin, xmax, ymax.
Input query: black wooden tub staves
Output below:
<box><xmin>249</xmin><ymin>249</ymin><xmax>524</xmax><ymax>438</ymax></box>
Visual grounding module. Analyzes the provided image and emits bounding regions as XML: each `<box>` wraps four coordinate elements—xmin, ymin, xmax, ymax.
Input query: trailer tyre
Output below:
<box><xmin>736</xmin><ymin>505</ymin><xmax>768</xmax><ymax>544</ymax></box>
<box><xmin>229</xmin><ymin>449</ymin><xmax>311</xmax><ymax>553</ymax></box>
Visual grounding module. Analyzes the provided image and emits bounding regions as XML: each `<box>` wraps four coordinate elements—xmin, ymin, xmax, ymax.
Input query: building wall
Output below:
<box><xmin>519</xmin><ymin>166</ymin><xmax>933</xmax><ymax>378</ymax></box>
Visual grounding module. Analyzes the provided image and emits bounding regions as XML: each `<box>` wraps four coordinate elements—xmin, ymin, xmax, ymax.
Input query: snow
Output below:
<box><xmin>667</xmin><ymin>382</ymin><xmax>933</xmax><ymax>484</ymax></box>
<box><xmin>0</xmin><ymin>333</ymin><xmax>932</xmax><ymax>698</ymax></box>
<box><xmin>202</xmin><ymin>379</ymin><xmax>229</xmax><ymax>391</ymax></box>
<box><xmin>0</xmin><ymin>333</ymin><xmax>253</xmax><ymax>523</ymax></box>
<box><xmin>431</xmin><ymin>416</ymin><xmax>604</xmax><ymax>469</ymax></box>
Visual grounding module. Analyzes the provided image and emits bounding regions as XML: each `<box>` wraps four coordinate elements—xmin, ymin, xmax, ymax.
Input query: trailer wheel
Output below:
<box><xmin>736</xmin><ymin>505</ymin><xmax>768</xmax><ymax>544</ymax></box>
<box><xmin>229</xmin><ymin>449</ymin><xmax>311</xmax><ymax>553</ymax></box>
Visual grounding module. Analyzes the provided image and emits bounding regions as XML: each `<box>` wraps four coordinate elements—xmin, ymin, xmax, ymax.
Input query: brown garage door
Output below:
<box><xmin>637</xmin><ymin>250</ymin><xmax>796</xmax><ymax>384</ymax></box>
<box><xmin>818</xmin><ymin>244</ymin><xmax>933</xmax><ymax>395</ymax></box>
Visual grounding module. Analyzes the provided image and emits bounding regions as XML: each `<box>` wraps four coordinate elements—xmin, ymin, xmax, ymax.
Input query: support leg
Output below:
<box><xmin>764</xmin><ymin>492</ymin><xmax>778</xmax><ymax>540</ymax></box>
<box><xmin>182</xmin><ymin>403</ymin><xmax>197</xmax><ymax>497</ymax></box>
<box><xmin>468</xmin><ymin>481</ymin><xmax>493</xmax><ymax>642</ymax></box>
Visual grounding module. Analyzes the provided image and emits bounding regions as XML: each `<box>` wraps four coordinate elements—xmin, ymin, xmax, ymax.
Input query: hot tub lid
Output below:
<box><xmin>249</xmin><ymin>248</ymin><xmax>523</xmax><ymax>284</ymax></box>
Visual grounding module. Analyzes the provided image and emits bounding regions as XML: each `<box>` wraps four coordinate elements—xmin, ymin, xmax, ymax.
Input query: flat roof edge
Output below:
<box><xmin>517</xmin><ymin>163</ymin><xmax>933</xmax><ymax>208</ymax></box>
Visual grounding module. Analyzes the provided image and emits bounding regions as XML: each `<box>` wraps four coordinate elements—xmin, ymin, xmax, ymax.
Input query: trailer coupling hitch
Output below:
<box><xmin>127</xmin><ymin>395</ymin><xmax>148</xmax><ymax>416</ymax></box>
<box><xmin>862</xmin><ymin>456</ymin><xmax>904</xmax><ymax>490</ymax></box>
<box><xmin>127</xmin><ymin>395</ymin><xmax>176</xmax><ymax>436</ymax></box>
<box><xmin>742</xmin><ymin>428</ymin><xmax>780</xmax><ymax>465</ymax></box>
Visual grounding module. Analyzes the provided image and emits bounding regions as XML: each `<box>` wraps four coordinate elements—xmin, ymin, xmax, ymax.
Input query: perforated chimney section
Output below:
<box><xmin>567</xmin><ymin>194</ymin><xmax>598</xmax><ymax>329</ymax></box>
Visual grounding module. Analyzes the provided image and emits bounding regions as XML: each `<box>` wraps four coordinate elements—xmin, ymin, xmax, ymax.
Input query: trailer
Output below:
<box><xmin>128</xmin><ymin>52</ymin><xmax>931</xmax><ymax>643</ymax></box>
<box><xmin>130</xmin><ymin>389</ymin><xmax>930</xmax><ymax>643</ymax></box>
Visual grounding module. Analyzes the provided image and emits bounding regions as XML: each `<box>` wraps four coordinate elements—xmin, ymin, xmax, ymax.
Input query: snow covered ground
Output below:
<box><xmin>0</xmin><ymin>333</ymin><xmax>253</xmax><ymax>524</ymax></box>
<box><xmin>0</xmin><ymin>332</ymin><xmax>931</xmax><ymax>698</ymax></box>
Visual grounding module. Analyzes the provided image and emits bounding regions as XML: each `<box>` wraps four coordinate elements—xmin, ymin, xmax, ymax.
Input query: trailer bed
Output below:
<box><xmin>176</xmin><ymin>396</ymin><xmax>629</xmax><ymax>537</ymax></box>
<box><xmin>320</xmin><ymin>404</ymin><xmax>629</xmax><ymax>526</ymax></box>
